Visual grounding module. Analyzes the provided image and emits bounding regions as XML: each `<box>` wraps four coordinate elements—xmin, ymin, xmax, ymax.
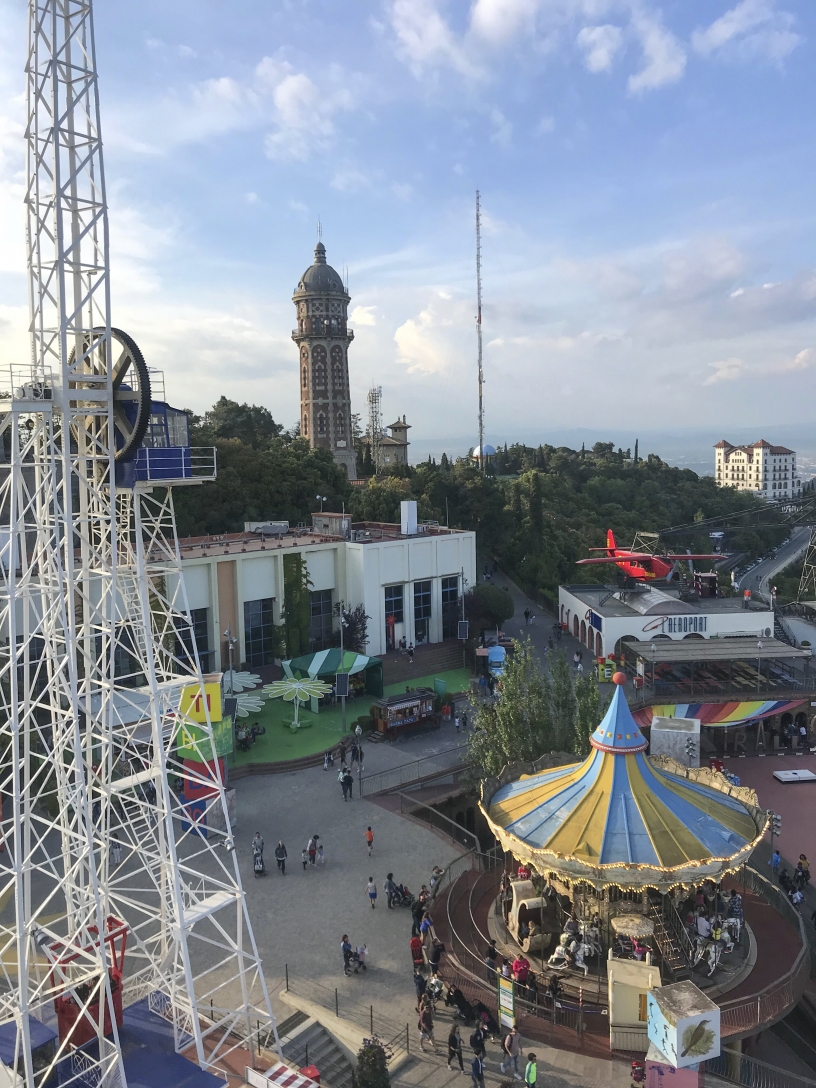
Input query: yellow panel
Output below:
<box><xmin>628</xmin><ymin>759</ymin><xmax>708</xmax><ymax>867</ymax></box>
<box><xmin>489</xmin><ymin>757</ymin><xmax>589</xmax><ymax>829</ymax></box>
<box><xmin>647</xmin><ymin>763</ymin><xmax>756</xmax><ymax>842</ymax></box>
<box><xmin>544</xmin><ymin>751</ymin><xmax>615</xmax><ymax>859</ymax></box>
<box><xmin>180</xmin><ymin>681</ymin><xmax>222</xmax><ymax>724</ymax></box>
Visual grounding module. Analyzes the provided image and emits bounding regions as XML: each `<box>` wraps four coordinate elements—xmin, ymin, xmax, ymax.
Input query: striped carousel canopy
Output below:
<box><xmin>632</xmin><ymin>699</ymin><xmax>808</xmax><ymax>729</ymax></box>
<box><xmin>482</xmin><ymin>676</ymin><xmax>766</xmax><ymax>889</ymax></box>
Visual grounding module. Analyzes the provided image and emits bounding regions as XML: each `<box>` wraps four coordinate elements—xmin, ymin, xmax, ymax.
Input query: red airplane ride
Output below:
<box><xmin>576</xmin><ymin>530</ymin><xmax>725</xmax><ymax>581</ymax></box>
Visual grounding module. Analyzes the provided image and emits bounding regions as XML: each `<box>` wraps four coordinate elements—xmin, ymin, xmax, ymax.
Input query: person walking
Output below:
<box><xmin>770</xmin><ymin>849</ymin><xmax>781</xmax><ymax>877</ymax></box>
<box><xmin>384</xmin><ymin>873</ymin><xmax>397</xmax><ymax>908</ymax></box>
<box><xmin>274</xmin><ymin>840</ymin><xmax>287</xmax><ymax>875</ymax></box>
<box><xmin>339</xmin><ymin>742</ymin><xmax>346</xmax><ymax>765</ymax></box>
<box><xmin>524</xmin><ymin>1053</ymin><xmax>537</xmax><ymax>1088</ymax></box>
<box><xmin>418</xmin><ymin>1004</ymin><xmax>436</xmax><ymax>1053</ymax></box>
<box><xmin>341</xmin><ymin>935</ymin><xmax>353</xmax><ymax>976</ymax></box>
<box><xmin>455</xmin><ymin>713</ymin><xmax>461</xmax><ymax>733</ymax></box>
<box><xmin>461</xmin><ymin>711</ymin><xmax>468</xmax><ymax>731</ymax></box>
<box><xmin>411</xmin><ymin>897</ymin><xmax>425</xmax><ymax>937</ymax></box>
<box><xmin>365</xmin><ymin>827</ymin><xmax>374</xmax><ymax>856</ymax></box>
<box><xmin>350</xmin><ymin>742</ymin><xmax>359</xmax><ymax>766</ymax></box>
<box><xmin>366</xmin><ymin>876</ymin><xmax>378</xmax><ymax>909</ymax></box>
<box><xmin>469</xmin><ymin>1024</ymin><xmax>487</xmax><ymax>1060</ymax></box>
<box><xmin>343</xmin><ymin>768</ymin><xmax>354</xmax><ymax>800</ymax></box>
<box><xmin>308</xmin><ymin>835</ymin><xmax>318</xmax><ymax>866</ymax></box>
<box><xmin>407</xmin><ymin>643</ymin><xmax>414</xmax><ymax>664</ymax></box>
<box><xmin>111</xmin><ymin>839</ymin><xmax>122</xmax><ymax>867</ymax></box>
<box><xmin>501</xmin><ymin>1027</ymin><xmax>523</xmax><ymax>1080</ymax></box>
<box><xmin>339</xmin><ymin>766</ymin><xmax>349</xmax><ymax>801</ymax></box>
<box><xmin>413</xmin><ymin>970</ymin><xmax>427</xmax><ymax>1009</ymax></box>
<box><xmin>355</xmin><ymin>721</ymin><xmax>363</xmax><ymax>739</ymax></box>
<box><xmin>317</xmin><ymin>843</ymin><xmax>325</xmax><ymax>865</ymax></box>
<box><xmin>447</xmin><ymin>1024</ymin><xmax>464</xmax><ymax>1073</ymax></box>
<box><xmin>301</xmin><ymin>848</ymin><xmax>308</xmax><ymax>870</ymax></box>
<box><xmin>470</xmin><ymin>1054</ymin><xmax>485</xmax><ymax>1088</ymax></box>
<box><xmin>428</xmin><ymin>938</ymin><xmax>445</xmax><ymax>975</ymax></box>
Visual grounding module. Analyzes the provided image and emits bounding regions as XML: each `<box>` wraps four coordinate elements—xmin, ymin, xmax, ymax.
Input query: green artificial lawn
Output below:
<box><xmin>228</xmin><ymin>667</ymin><xmax>472</xmax><ymax>766</ymax></box>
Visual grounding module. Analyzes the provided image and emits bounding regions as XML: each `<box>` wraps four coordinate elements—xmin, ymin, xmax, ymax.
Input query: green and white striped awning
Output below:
<box><xmin>282</xmin><ymin>649</ymin><xmax>378</xmax><ymax>679</ymax></box>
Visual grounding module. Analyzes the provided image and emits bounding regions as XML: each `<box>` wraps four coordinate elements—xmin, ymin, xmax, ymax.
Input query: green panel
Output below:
<box><xmin>177</xmin><ymin>715</ymin><xmax>234</xmax><ymax>761</ymax></box>
<box><xmin>433</xmin><ymin>677</ymin><xmax>447</xmax><ymax>696</ymax></box>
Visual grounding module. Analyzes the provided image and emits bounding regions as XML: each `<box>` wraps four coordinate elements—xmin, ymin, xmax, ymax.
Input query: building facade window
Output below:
<box><xmin>309</xmin><ymin>589</ymin><xmax>334</xmax><ymax>650</ymax></box>
<box><xmin>303</xmin><ymin>415</ymin><xmax>309</xmax><ymax>436</ymax></box>
<box><xmin>176</xmin><ymin>607</ymin><xmax>212</xmax><ymax>672</ymax></box>
<box><xmin>441</xmin><ymin>574</ymin><xmax>459</xmax><ymax>640</ymax></box>
<box><xmin>317</xmin><ymin>413</ymin><xmax>326</xmax><ymax>436</ymax></box>
<box><xmin>414</xmin><ymin>580</ymin><xmax>432</xmax><ymax>644</ymax></box>
<box><xmin>385</xmin><ymin>584</ymin><xmax>404</xmax><ymax>623</ymax></box>
<box><xmin>244</xmin><ymin>597</ymin><xmax>276</xmax><ymax>667</ymax></box>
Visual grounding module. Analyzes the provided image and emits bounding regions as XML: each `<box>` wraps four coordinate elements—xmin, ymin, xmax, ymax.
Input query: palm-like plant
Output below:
<box><xmin>264</xmin><ymin>677</ymin><xmax>332</xmax><ymax>731</ymax></box>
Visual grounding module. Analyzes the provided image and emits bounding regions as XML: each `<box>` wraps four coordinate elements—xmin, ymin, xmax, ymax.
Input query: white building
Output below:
<box><xmin>170</xmin><ymin>503</ymin><xmax>475</xmax><ymax>669</ymax></box>
<box><xmin>558</xmin><ymin>583</ymin><xmax>774</xmax><ymax>659</ymax></box>
<box><xmin>714</xmin><ymin>439</ymin><xmax>801</xmax><ymax>498</ymax></box>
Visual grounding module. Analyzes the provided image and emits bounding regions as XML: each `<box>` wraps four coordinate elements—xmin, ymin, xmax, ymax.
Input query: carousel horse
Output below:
<box><xmin>580</xmin><ymin>921</ymin><xmax>603</xmax><ymax>958</ymax></box>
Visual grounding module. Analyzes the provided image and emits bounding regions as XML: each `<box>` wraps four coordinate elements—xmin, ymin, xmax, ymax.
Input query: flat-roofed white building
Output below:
<box><xmin>170</xmin><ymin>505</ymin><xmax>475</xmax><ymax>670</ymax></box>
<box><xmin>714</xmin><ymin>439</ymin><xmax>801</xmax><ymax>498</ymax></box>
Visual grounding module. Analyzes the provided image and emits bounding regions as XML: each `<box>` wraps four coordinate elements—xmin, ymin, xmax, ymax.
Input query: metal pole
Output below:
<box><xmin>406</xmin><ymin>1023</ymin><xmax>409</xmax><ymax>1055</ymax></box>
<box><xmin>335</xmin><ymin>988</ymin><xmax>339</xmax><ymax>1017</ymax></box>
<box><xmin>370</xmin><ymin>1006</ymin><xmax>374</xmax><ymax>1036</ymax></box>
<box><xmin>285</xmin><ymin>964</ymin><xmax>289</xmax><ymax>992</ymax></box>
<box><xmin>340</xmin><ymin>602</ymin><xmax>347</xmax><ymax>736</ymax></box>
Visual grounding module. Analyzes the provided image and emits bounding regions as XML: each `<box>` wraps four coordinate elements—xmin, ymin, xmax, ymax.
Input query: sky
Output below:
<box><xmin>0</xmin><ymin>0</ymin><xmax>815</xmax><ymax>464</ymax></box>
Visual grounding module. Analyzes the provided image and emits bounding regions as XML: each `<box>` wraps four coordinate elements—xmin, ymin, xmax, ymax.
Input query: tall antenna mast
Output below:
<box><xmin>367</xmin><ymin>385</ymin><xmax>383</xmax><ymax>474</ymax></box>
<box><xmin>475</xmin><ymin>190</ymin><xmax>484</xmax><ymax>472</ymax></box>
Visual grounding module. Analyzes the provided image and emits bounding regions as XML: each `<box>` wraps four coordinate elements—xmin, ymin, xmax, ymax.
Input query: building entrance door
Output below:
<box><xmin>415</xmin><ymin>618</ymin><xmax>429</xmax><ymax>644</ymax></box>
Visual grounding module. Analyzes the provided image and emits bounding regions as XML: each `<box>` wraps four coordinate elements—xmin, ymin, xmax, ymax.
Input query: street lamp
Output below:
<box><xmin>757</xmin><ymin>639</ymin><xmax>763</xmax><ymax>693</ymax></box>
<box><xmin>337</xmin><ymin>601</ymin><xmax>349</xmax><ymax>736</ymax></box>
<box><xmin>223</xmin><ymin>625</ymin><xmax>238</xmax><ymax>694</ymax></box>
<box><xmin>316</xmin><ymin>494</ymin><xmax>327</xmax><ymax>512</ymax></box>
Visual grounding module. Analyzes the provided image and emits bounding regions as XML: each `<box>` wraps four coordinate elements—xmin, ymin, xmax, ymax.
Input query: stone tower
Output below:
<box><xmin>292</xmin><ymin>241</ymin><xmax>357</xmax><ymax>480</ymax></box>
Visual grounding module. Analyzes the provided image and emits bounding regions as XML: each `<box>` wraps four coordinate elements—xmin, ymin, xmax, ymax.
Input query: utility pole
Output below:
<box><xmin>476</xmin><ymin>190</ymin><xmax>484</xmax><ymax>472</ymax></box>
<box><xmin>338</xmin><ymin>602</ymin><xmax>348</xmax><ymax>735</ymax></box>
<box><xmin>769</xmin><ymin>810</ymin><xmax>781</xmax><ymax>880</ymax></box>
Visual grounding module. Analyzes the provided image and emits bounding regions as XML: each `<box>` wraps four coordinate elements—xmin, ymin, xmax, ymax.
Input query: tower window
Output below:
<box><xmin>336</xmin><ymin>413</ymin><xmax>346</xmax><ymax>437</ymax></box>
<box><xmin>331</xmin><ymin>345</ymin><xmax>344</xmax><ymax>383</ymax></box>
<box><xmin>317</xmin><ymin>413</ymin><xmax>326</xmax><ymax>436</ymax></box>
<box><xmin>302</xmin><ymin>367</ymin><xmax>307</xmax><ymax>388</ymax></box>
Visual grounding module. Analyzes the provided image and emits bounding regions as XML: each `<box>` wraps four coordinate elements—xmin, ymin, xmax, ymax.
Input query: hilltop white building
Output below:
<box><xmin>714</xmin><ymin>439</ymin><xmax>802</xmax><ymax>499</ymax></box>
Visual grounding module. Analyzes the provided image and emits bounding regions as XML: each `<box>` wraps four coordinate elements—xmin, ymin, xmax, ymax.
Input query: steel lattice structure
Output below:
<box><xmin>0</xmin><ymin>3</ymin><xmax>278</xmax><ymax>1086</ymax></box>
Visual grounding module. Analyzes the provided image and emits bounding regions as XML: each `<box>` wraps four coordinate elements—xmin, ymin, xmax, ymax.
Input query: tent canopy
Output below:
<box><xmin>633</xmin><ymin>699</ymin><xmax>809</xmax><ymax>729</ymax></box>
<box><xmin>282</xmin><ymin>649</ymin><xmax>383</xmax><ymax>697</ymax></box>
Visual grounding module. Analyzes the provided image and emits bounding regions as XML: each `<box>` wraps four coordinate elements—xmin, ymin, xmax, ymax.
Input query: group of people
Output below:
<box><xmin>683</xmin><ymin>886</ymin><xmax>744</xmax><ymax>957</ymax></box>
<box><xmin>779</xmin><ymin>854</ymin><xmax>810</xmax><ymax>907</ymax></box>
<box><xmin>250</xmin><ymin>833</ymin><xmax>324</xmax><ymax>876</ymax></box>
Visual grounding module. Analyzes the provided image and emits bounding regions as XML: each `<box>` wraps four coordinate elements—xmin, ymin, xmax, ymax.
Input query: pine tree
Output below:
<box><xmin>634</xmin><ymin>438</ymin><xmax>639</xmax><ymax>465</ymax></box>
<box><xmin>356</xmin><ymin>1038</ymin><xmax>391</xmax><ymax>1088</ymax></box>
<box><xmin>528</xmin><ymin>471</ymin><xmax>544</xmax><ymax>542</ymax></box>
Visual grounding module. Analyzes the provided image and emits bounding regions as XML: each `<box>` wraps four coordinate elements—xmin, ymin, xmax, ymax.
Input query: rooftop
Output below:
<box><xmin>715</xmin><ymin>438</ymin><xmax>795</xmax><ymax>455</ymax></box>
<box><xmin>562</xmin><ymin>583</ymin><xmax>772</xmax><ymax>619</ymax></box>
<box><xmin>624</xmin><ymin>636</ymin><xmax>811</xmax><ymax>664</ymax></box>
<box><xmin>176</xmin><ymin>519</ymin><xmax>471</xmax><ymax>558</ymax></box>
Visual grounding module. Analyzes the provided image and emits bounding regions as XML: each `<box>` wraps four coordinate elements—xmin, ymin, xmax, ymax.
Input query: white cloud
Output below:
<box><xmin>628</xmin><ymin>13</ymin><xmax>686</xmax><ymax>93</ymax></box>
<box><xmin>244</xmin><ymin>191</ymin><xmax>261</xmax><ymax>205</ymax></box>
<box><xmin>394</xmin><ymin>292</ymin><xmax>471</xmax><ymax>375</ymax></box>
<box><xmin>258</xmin><ymin>58</ymin><xmax>354</xmax><ymax>161</ymax></box>
<box><xmin>537</xmin><ymin>115</ymin><xmax>555</xmax><ymax>135</ymax></box>
<box><xmin>470</xmin><ymin>0</ymin><xmax>540</xmax><ymax>44</ymax></box>
<box><xmin>350</xmin><ymin>305</ymin><xmax>377</xmax><ymax>326</ymax></box>
<box><xmin>490</xmin><ymin>108</ymin><xmax>512</xmax><ymax>147</ymax></box>
<box><xmin>692</xmin><ymin>0</ymin><xmax>802</xmax><ymax>64</ymax></box>
<box><xmin>392</xmin><ymin>182</ymin><xmax>413</xmax><ymax>201</ymax></box>
<box><xmin>330</xmin><ymin>168</ymin><xmax>373</xmax><ymax>193</ymax></box>
<box><xmin>776</xmin><ymin>347</ymin><xmax>814</xmax><ymax>373</ymax></box>
<box><xmin>704</xmin><ymin>358</ymin><xmax>746</xmax><ymax>385</ymax></box>
<box><xmin>289</xmin><ymin>200</ymin><xmax>309</xmax><ymax>213</ymax></box>
<box><xmin>389</xmin><ymin>0</ymin><xmax>477</xmax><ymax>77</ymax></box>
<box><xmin>178</xmin><ymin>44</ymin><xmax>197</xmax><ymax>59</ymax></box>
<box><xmin>577</xmin><ymin>25</ymin><xmax>624</xmax><ymax>73</ymax></box>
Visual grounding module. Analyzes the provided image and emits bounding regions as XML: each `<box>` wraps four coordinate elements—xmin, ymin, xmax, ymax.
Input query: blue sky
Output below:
<box><xmin>1</xmin><ymin>0</ymin><xmax>815</xmax><ymax>460</ymax></box>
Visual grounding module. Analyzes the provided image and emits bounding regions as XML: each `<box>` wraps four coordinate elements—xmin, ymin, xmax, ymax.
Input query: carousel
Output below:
<box><xmin>480</xmin><ymin>673</ymin><xmax>769</xmax><ymax>982</ymax></box>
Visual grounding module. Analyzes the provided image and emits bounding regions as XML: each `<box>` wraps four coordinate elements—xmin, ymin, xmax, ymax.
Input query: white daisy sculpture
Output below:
<box><xmin>264</xmin><ymin>677</ymin><xmax>333</xmax><ymax>732</ymax></box>
<box><xmin>222</xmin><ymin>670</ymin><xmax>262</xmax><ymax>693</ymax></box>
<box><xmin>234</xmin><ymin>693</ymin><xmax>267</xmax><ymax>718</ymax></box>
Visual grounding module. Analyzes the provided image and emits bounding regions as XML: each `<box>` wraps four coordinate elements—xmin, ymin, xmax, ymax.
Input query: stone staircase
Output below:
<box><xmin>774</xmin><ymin>607</ymin><xmax>797</xmax><ymax>647</ymax></box>
<box><xmin>276</xmin><ymin>1010</ymin><xmax>355</xmax><ymax>1088</ymax></box>
<box><xmin>381</xmin><ymin>642</ymin><xmax>467</xmax><ymax>686</ymax></box>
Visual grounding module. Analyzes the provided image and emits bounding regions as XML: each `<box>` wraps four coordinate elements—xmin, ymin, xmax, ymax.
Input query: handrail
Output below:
<box><xmin>628</xmin><ymin>682</ymin><xmax>814</xmax><ymax>708</ymax></box>
<box><xmin>706</xmin><ymin>1047</ymin><xmax>816</xmax><ymax>1088</ymax></box>
<box><xmin>396</xmin><ymin>791</ymin><xmax>480</xmax><ymax>852</ymax></box>
<box><xmin>661</xmin><ymin>894</ymin><xmax>695</xmax><ymax>967</ymax></box>
<box><xmin>360</xmin><ymin>744</ymin><xmax>467</xmax><ymax>797</ymax></box>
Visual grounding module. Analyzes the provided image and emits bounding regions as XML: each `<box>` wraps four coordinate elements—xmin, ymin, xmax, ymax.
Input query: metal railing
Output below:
<box><xmin>705</xmin><ymin>1048</ymin><xmax>816</xmax><ymax>1088</ymax></box>
<box><xmin>359</xmin><ymin>745</ymin><xmax>467</xmax><ymax>796</ymax></box>
<box><xmin>396</xmin><ymin>791</ymin><xmax>480</xmax><ymax>852</ymax></box>
<box><xmin>283</xmin><ymin>973</ymin><xmax>409</xmax><ymax>1054</ymax></box>
<box><xmin>717</xmin><ymin>866</ymin><xmax>810</xmax><ymax>1038</ymax></box>
<box><xmin>629</xmin><ymin>681</ymin><xmax>813</xmax><ymax>708</ymax></box>
<box><xmin>135</xmin><ymin>445</ymin><xmax>217</xmax><ymax>483</ymax></box>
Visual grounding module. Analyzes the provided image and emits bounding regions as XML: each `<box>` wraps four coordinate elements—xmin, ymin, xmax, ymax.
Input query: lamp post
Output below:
<box><xmin>651</xmin><ymin>642</ymin><xmax>656</xmax><ymax>693</ymax></box>
<box><xmin>223</xmin><ymin>625</ymin><xmax>238</xmax><ymax>694</ymax></box>
<box><xmin>316</xmin><ymin>494</ymin><xmax>327</xmax><ymax>512</ymax></box>
<box><xmin>338</xmin><ymin>601</ymin><xmax>348</xmax><ymax>736</ymax></box>
<box><xmin>757</xmin><ymin>639</ymin><xmax>763</xmax><ymax>693</ymax></box>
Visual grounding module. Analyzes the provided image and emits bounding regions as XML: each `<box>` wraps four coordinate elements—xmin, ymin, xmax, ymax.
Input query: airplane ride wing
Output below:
<box><xmin>576</xmin><ymin>554</ymin><xmax>657</xmax><ymax>565</ymax></box>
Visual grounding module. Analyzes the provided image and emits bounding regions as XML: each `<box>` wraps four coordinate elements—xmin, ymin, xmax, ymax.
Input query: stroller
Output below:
<box><xmin>390</xmin><ymin>883</ymin><xmax>415</xmax><ymax>908</ymax></box>
<box><xmin>351</xmin><ymin>946</ymin><xmax>368</xmax><ymax>973</ymax></box>
<box><xmin>253</xmin><ymin>850</ymin><xmax>265</xmax><ymax>878</ymax></box>
<box><xmin>445</xmin><ymin>985</ymin><xmax>477</xmax><ymax>1025</ymax></box>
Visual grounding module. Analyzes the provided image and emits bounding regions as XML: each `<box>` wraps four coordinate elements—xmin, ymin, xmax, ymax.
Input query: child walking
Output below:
<box><xmin>366</xmin><ymin>877</ymin><xmax>378</xmax><ymax>909</ymax></box>
<box><xmin>365</xmin><ymin>827</ymin><xmax>374</xmax><ymax>856</ymax></box>
<box><xmin>301</xmin><ymin>848</ymin><xmax>308</xmax><ymax>870</ymax></box>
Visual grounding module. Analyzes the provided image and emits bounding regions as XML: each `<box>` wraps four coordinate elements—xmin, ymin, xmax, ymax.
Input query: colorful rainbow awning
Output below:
<box><xmin>482</xmin><ymin>681</ymin><xmax>766</xmax><ymax>888</ymax></box>
<box><xmin>632</xmin><ymin>699</ymin><xmax>808</xmax><ymax>729</ymax></box>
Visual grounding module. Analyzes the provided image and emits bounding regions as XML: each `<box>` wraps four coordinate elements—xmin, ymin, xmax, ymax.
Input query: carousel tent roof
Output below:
<box><xmin>484</xmin><ymin>678</ymin><xmax>763</xmax><ymax>882</ymax></box>
<box><xmin>633</xmin><ymin>699</ymin><xmax>808</xmax><ymax>729</ymax></box>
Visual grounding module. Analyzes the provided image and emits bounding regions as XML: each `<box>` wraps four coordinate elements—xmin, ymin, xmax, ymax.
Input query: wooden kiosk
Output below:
<box><xmin>371</xmin><ymin>689</ymin><xmax>438</xmax><ymax>738</ymax></box>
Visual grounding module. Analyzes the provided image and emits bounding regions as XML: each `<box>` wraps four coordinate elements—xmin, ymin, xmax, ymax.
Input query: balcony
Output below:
<box><xmin>132</xmin><ymin>446</ymin><xmax>217</xmax><ymax>486</ymax></box>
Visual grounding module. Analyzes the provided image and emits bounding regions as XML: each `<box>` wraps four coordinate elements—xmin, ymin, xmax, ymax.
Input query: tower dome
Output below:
<box><xmin>296</xmin><ymin>242</ymin><xmax>346</xmax><ymax>295</ymax></box>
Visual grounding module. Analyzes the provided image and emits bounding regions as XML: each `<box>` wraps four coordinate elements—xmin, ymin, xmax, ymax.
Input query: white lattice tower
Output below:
<box><xmin>366</xmin><ymin>385</ymin><xmax>382</xmax><ymax>474</ymax></box>
<box><xmin>0</xmin><ymin>3</ymin><xmax>278</xmax><ymax>1086</ymax></box>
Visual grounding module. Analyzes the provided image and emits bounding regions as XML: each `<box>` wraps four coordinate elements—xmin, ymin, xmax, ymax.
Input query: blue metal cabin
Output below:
<box><xmin>115</xmin><ymin>391</ymin><xmax>215</xmax><ymax>487</ymax></box>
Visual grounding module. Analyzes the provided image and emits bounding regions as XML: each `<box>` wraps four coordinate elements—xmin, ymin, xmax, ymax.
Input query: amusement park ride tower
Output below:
<box><xmin>0</xmin><ymin>3</ymin><xmax>276</xmax><ymax>1086</ymax></box>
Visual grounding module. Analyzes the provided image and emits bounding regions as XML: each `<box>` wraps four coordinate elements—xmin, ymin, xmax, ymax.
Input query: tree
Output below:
<box><xmin>464</xmin><ymin>584</ymin><xmax>514</xmax><ymax>631</ymax></box>
<box><xmin>198</xmin><ymin>397</ymin><xmax>283</xmax><ymax>448</ymax></box>
<box><xmin>528</xmin><ymin>471</ymin><xmax>543</xmax><ymax>541</ymax></box>
<box><xmin>633</xmin><ymin>438</ymin><xmax>639</xmax><ymax>465</ymax></box>
<box><xmin>355</xmin><ymin>1037</ymin><xmax>391</xmax><ymax>1088</ymax></box>
<box><xmin>337</xmin><ymin>602</ymin><xmax>370</xmax><ymax>654</ymax></box>
<box><xmin>282</xmin><ymin>554</ymin><xmax>312</xmax><ymax>657</ymax></box>
<box><xmin>575</xmin><ymin>674</ymin><xmax>604</xmax><ymax>756</ymax></box>
<box><xmin>549</xmin><ymin>651</ymin><xmax>577</xmax><ymax>752</ymax></box>
<box><xmin>468</xmin><ymin>638</ymin><xmax>554</xmax><ymax>780</ymax></box>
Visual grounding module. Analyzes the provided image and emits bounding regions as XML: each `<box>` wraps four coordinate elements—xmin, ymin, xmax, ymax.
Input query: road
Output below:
<box><xmin>736</xmin><ymin>525</ymin><xmax>811</xmax><ymax>603</ymax></box>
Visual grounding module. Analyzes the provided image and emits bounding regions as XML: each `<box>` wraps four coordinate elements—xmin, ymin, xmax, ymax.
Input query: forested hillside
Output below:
<box><xmin>174</xmin><ymin>401</ymin><xmax>787</xmax><ymax>604</ymax></box>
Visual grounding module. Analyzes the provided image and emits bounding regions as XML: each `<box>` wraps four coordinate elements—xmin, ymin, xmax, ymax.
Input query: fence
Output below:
<box><xmin>396</xmin><ymin>791</ymin><xmax>481</xmax><ymax>852</ymax></box>
<box><xmin>717</xmin><ymin>865</ymin><xmax>810</xmax><ymax>1038</ymax></box>
<box><xmin>359</xmin><ymin>745</ymin><xmax>467</xmax><ymax>796</ymax></box>
<box><xmin>705</xmin><ymin>1048</ymin><xmax>816</xmax><ymax>1088</ymax></box>
<box><xmin>283</xmin><ymin>974</ymin><xmax>410</xmax><ymax>1058</ymax></box>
